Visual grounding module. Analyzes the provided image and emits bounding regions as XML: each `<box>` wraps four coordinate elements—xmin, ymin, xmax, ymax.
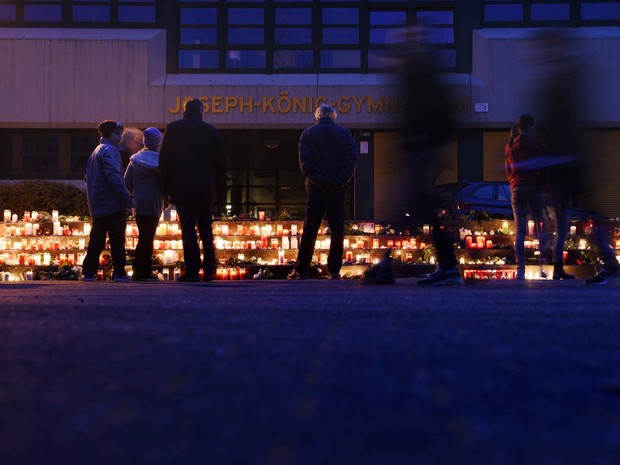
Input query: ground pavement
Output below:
<box><xmin>0</xmin><ymin>278</ymin><xmax>619</xmax><ymax>465</ymax></box>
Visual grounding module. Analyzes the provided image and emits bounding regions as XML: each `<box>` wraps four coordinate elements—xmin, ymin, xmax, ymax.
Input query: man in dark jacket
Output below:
<box><xmin>159</xmin><ymin>99</ymin><xmax>228</xmax><ymax>282</ymax></box>
<box><xmin>287</xmin><ymin>104</ymin><xmax>358</xmax><ymax>280</ymax></box>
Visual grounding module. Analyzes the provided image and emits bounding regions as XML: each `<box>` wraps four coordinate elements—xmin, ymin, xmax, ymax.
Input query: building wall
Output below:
<box><xmin>3</xmin><ymin>26</ymin><xmax>620</xmax><ymax>216</ymax></box>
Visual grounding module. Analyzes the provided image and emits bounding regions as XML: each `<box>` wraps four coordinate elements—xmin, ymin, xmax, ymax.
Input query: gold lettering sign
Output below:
<box><xmin>167</xmin><ymin>94</ymin><xmax>468</xmax><ymax>115</ymax></box>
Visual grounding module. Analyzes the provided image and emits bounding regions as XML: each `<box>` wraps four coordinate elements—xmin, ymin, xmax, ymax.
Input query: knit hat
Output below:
<box><xmin>184</xmin><ymin>98</ymin><xmax>204</xmax><ymax>112</ymax></box>
<box><xmin>97</xmin><ymin>120</ymin><xmax>123</xmax><ymax>139</ymax></box>
<box><xmin>142</xmin><ymin>127</ymin><xmax>162</xmax><ymax>150</ymax></box>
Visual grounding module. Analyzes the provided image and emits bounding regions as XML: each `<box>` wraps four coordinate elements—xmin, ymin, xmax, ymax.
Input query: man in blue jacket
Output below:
<box><xmin>288</xmin><ymin>104</ymin><xmax>358</xmax><ymax>280</ymax></box>
<box><xmin>82</xmin><ymin>120</ymin><xmax>134</xmax><ymax>282</ymax></box>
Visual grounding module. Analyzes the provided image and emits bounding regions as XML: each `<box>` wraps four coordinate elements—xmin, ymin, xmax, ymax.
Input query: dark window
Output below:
<box><xmin>226</xmin><ymin>50</ymin><xmax>266</xmax><ymax>69</ymax></box>
<box><xmin>275</xmin><ymin>28</ymin><xmax>312</xmax><ymax>45</ymax></box>
<box><xmin>229</xmin><ymin>28</ymin><xmax>264</xmax><ymax>45</ymax></box>
<box><xmin>485</xmin><ymin>4</ymin><xmax>524</xmax><ymax>21</ymax></box>
<box><xmin>323</xmin><ymin>8</ymin><xmax>358</xmax><ymax>24</ymax></box>
<box><xmin>498</xmin><ymin>185</ymin><xmax>511</xmax><ymax>202</ymax></box>
<box><xmin>582</xmin><ymin>3</ymin><xmax>620</xmax><ymax>20</ymax></box>
<box><xmin>119</xmin><ymin>6</ymin><xmax>156</xmax><ymax>23</ymax></box>
<box><xmin>531</xmin><ymin>3</ymin><xmax>570</xmax><ymax>21</ymax></box>
<box><xmin>25</xmin><ymin>5</ymin><xmax>62</xmax><ymax>22</ymax></box>
<box><xmin>73</xmin><ymin>5</ymin><xmax>110</xmax><ymax>22</ymax></box>
<box><xmin>179</xmin><ymin>50</ymin><xmax>219</xmax><ymax>69</ymax></box>
<box><xmin>0</xmin><ymin>135</ymin><xmax>12</xmax><ymax>176</ymax></box>
<box><xmin>321</xmin><ymin>50</ymin><xmax>361</xmax><ymax>68</ymax></box>
<box><xmin>180</xmin><ymin>8</ymin><xmax>216</xmax><ymax>25</ymax></box>
<box><xmin>0</xmin><ymin>5</ymin><xmax>16</xmax><ymax>21</ymax></box>
<box><xmin>273</xmin><ymin>50</ymin><xmax>313</xmax><ymax>68</ymax></box>
<box><xmin>181</xmin><ymin>28</ymin><xmax>217</xmax><ymax>45</ymax></box>
<box><xmin>473</xmin><ymin>184</ymin><xmax>494</xmax><ymax>200</ymax></box>
<box><xmin>70</xmin><ymin>135</ymin><xmax>99</xmax><ymax>175</ymax></box>
<box><xmin>228</xmin><ymin>8</ymin><xmax>264</xmax><ymax>25</ymax></box>
<box><xmin>275</xmin><ymin>8</ymin><xmax>311</xmax><ymax>25</ymax></box>
<box><xmin>22</xmin><ymin>135</ymin><xmax>59</xmax><ymax>177</ymax></box>
<box><xmin>323</xmin><ymin>28</ymin><xmax>359</xmax><ymax>45</ymax></box>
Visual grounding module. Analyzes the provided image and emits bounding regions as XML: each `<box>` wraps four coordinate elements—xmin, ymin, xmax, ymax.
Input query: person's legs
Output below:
<box><xmin>325</xmin><ymin>190</ymin><xmax>346</xmax><ymax>276</ymax></box>
<box><xmin>195</xmin><ymin>201</ymin><xmax>216</xmax><ymax>279</ymax></box>
<box><xmin>176</xmin><ymin>203</ymin><xmax>201</xmax><ymax>277</ymax></box>
<box><xmin>107</xmin><ymin>211</ymin><xmax>128</xmax><ymax>278</ymax></box>
<box><xmin>134</xmin><ymin>215</ymin><xmax>159</xmax><ymax>278</ymax></box>
<box><xmin>511</xmin><ymin>185</ymin><xmax>529</xmax><ymax>278</ymax></box>
<box><xmin>294</xmin><ymin>187</ymin><xmax>325</xmax><ymax>276</ymax></box>
<box><xmin>548</xmin><ymin>190</ymin><xmax>574</xmax><ymax>279</ymax></box>
<box><xmin>82</xmin><ymin>216</ymin><xmax>107</xmax><ymax>276</ymax></box>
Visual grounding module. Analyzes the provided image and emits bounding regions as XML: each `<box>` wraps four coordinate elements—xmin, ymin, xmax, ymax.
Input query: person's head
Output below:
<box><xmin>314</xmin><ymin>104</ymin><xmax>337</xmax><ymax>121</ymax></box>
<box><xmin>184</xmin><ymin>98</ymin><xmax>205</xmax><ymax>116</ymax></box>
<box><xmin>97</xmin><ymin>120</ymin><xmax>123</xmax><ymax>145</ymax></box>
<box><xmin>508</xmin><ymin>114</ymin><xmax>536</xmax><ymax>146</ymax></box>
<box><xmin>515</xmin><ymin>114</ymin><xmax>536</xmax><ymax>134</ymax></box>
<box><xmin>142</xmin><ymin>127</ymin><xmax>162</xmax><ymax>151</ymax></box>
<box><xmin>119</xmin><ymin>127</ymin><xmax>144</xmax><ymax>153</ymax></box>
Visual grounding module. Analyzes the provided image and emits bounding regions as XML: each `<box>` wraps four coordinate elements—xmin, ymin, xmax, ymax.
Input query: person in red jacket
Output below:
<box><xmin>505</xmin><ymin>114</ymin><xmax>547</xmax><ymax>279</ymax></box>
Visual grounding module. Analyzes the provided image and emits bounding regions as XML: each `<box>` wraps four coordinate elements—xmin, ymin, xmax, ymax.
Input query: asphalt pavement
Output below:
<box><xmin>1</xmin><ymin>278</ymin><xmax>619</xmax><ymax>465</ymax></box>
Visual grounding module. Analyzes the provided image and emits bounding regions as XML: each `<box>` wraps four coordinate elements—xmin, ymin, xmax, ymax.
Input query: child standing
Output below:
<box><xmin>124</xmin><ymin>127</ymin><xmax>166</xmax><ymax>281</ymax></box>
<box><xmin>82</xmin><ymin>120</ymin><xmax>134</xmax><ymax>282</ymax></box>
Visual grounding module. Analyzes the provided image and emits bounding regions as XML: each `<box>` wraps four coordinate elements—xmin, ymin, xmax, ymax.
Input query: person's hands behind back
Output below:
<box><xmin>318</xmin><ymin>179</ymin><xmax>340</xmax><ymax>196</ymax></box>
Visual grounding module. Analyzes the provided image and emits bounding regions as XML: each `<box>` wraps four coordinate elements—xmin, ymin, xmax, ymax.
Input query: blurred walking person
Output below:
<box><xmin>395</xmin><ymin>25</ymin><xmax>461</xmax><ymax>286</ymax></box>
<box><xmin>159</xmin><ymin>99</ymin><xmax>228</xmax><ymax>282</ymax></box>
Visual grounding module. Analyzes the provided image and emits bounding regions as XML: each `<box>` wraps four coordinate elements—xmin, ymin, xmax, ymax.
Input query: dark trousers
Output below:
<box><xmin>82</xmin><ymin>211</ymin><xmax>127</xmax><ymax>277</ymax></box>
<box><xmin>295</xmin><ymin>185</ymin><xmax>346</xmax><ymax>276</ymax></box>
<box><xmin>133</xmin><ymin>215</ymin><xmax>159</xmax><ymax>278</ymax></box>
<box><xmin>176</xmin><ymin>201</ymin><xmax>216</xmax><ymax>277</ymax></box>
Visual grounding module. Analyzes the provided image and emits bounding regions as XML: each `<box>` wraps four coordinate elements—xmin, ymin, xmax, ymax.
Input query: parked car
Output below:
<box><xmin>432</xmin><ymin>181</ymin><xmax>605</xmax><ymax>220</ymax></box>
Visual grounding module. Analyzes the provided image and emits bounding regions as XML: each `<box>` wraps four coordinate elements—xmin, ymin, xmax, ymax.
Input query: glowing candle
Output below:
<box><xmin>52</xmin><ymin>210</ymin><xmax>59</xmax><ymax>222</ymax></box>
<box><xmin>570</xmin><ymin>225</ymin><xmax>577</xmax><ymax>235</ymax></box>
<box><xmin>528</xmin><ymin>220</ymin><xmax>535</xmax><ymax>235</ymax></box>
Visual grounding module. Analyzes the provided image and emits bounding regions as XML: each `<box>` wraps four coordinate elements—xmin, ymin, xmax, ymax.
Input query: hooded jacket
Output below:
<box><xmin>158</xmin><ymin>108</ymin><xmax>228</xmax><ymax>205</ymax></box>
<box><xmin>85</xmin><ymin>138</ymin><xmax>134</xmax><ymax>218</ymax></box>
<box><xmin>298</xmin><ymin>117</ymin><xmax>358</xmax><ymax>190</ymax></box>
<box><xmin>124</xmin><ymin>149</ymin><xmax>165</xmax><ymax>218</ymax></box>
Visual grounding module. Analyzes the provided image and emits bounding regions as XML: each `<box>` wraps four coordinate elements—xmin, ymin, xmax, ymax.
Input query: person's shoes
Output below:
<box><xmin>585</xmin><ymin>264</ymin><xmax>614</xmax><ymax>285</ymax></box>
<box><xmin>515</xmin><ymin>268</ymin><xmax>526</xmax><ymax>280</ymax></box>
<box><xmin>202</xmin><ymin>274</ymin><xmax>216</xmax><ymax>282</ymax></box>
<box><xmin>287</xmin><ymin>270</ymin><xmax>307</xmax><ymax>280</ymax></box>
<box><xmin>176</xmin><ymin>274</ymin><xmax>200</xmax><ymax>283</ymax></box>
<box><xmin>82</xmin><ymin>273</ymin><xmax>96</xmax><ymax>282</ymax></box>
<box><xmin>585</xmin><ymin>270</ymin><xmax>609</xmax><ymax>285</ymax></box>
<box><xmin>361</xmin><ymin>257</ymin><xmax>395</xmax><ymax>285</ymax></box>
<box><xmin>417</xmin><ymin>268</ymin><xmax>463</xmax><ymax>286</ymax></box>
<box><xmin>112</xmin><ymin>274</ymin><xmax>131</xmax><ymax>282</ymax></box>
<box><xmin>329</xmin><ymin>273</ymin><xmax>341</xmax><ymax>280</ymax></box>
<box><xmin>553</xmin><ymin>270</ymin><xmax>575</xmax><ymax>280</ymax></box>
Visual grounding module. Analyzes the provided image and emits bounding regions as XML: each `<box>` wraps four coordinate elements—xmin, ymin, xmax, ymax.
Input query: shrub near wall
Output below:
<box><xmin>0</xmin><ymin>181</ymin><xmax>89</xmax><ymax>218</ymax></box>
